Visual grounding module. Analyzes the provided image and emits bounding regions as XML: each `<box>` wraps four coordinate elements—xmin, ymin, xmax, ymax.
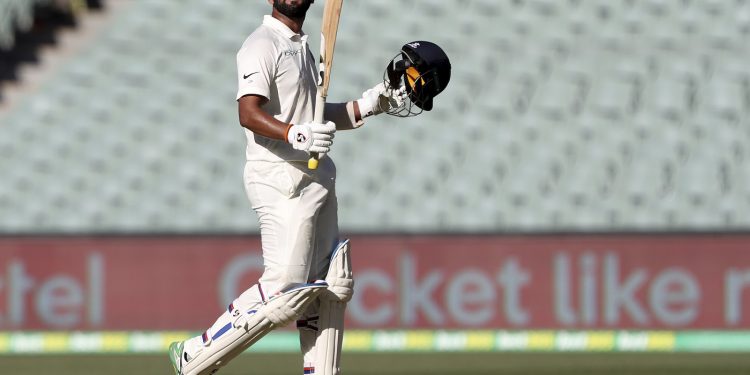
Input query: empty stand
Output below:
<box><xmin>0</xmin><ymin>0</ymin><xmax>749</xmax><ymax>233</ymax></box>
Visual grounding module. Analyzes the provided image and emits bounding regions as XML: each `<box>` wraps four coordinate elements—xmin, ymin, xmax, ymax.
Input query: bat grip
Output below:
<box><xmin>308</xmin><ymin>154</ymin><xmax>320</xmax><ymax>169</ymax></box>
<box><xmin>308</xmin><ymin>92</ymin><xmax>327</xmax><ymax>170</ymax></box>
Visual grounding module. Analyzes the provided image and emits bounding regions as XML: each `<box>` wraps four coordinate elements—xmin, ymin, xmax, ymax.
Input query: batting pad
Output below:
<box><xmin>314</xmin><ymin>239</ymin><xmax>353</xmax><ymax>375</ymax></box>
<box><xmin>181</xmin><ymin>281</ymin><xmax>327</xmax><ymax>375</ymax></box>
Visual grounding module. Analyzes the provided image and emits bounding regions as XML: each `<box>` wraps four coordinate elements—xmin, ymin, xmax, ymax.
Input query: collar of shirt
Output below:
<box><xmin>263</xmin><ymin>15</ymin><xmax>306</xmax><ymax>42</ymax></box>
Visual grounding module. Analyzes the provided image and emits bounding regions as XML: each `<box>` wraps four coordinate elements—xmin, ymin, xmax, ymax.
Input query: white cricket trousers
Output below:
<box><xmin>180</xmin><ymin>157</ymin><xmax>340</xmax><ymax>362</ymax></box>
<box><xmin>243</xmin><ymin>157</ymin><xmax>339</xmax><ymax>296</ymax></box>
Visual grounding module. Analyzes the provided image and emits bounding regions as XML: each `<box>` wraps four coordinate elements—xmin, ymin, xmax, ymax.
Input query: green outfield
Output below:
<box><xmin>1</xmin><ymin>352</ymin><xmax>749</xmax><ymax>375</ymax></box>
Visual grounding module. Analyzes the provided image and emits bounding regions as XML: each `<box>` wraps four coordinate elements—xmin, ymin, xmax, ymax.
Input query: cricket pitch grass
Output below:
<box><xmin>1</xmin><ymin>352</ymin><xmax>748</xmax><ymax>375</ymax></box>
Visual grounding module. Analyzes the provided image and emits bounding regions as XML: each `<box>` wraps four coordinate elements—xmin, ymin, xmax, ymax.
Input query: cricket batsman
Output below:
<box><xmin>168</xmin><ymin>1</ymin><xmax>450</xmax><ymax>374</ymax></box>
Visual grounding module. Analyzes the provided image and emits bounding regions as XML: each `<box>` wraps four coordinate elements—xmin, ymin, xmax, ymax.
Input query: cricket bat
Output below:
<box><xmin>308</xmin><ymin>0</ymin><xmax>344</xmax><ymax>170</ymax></box>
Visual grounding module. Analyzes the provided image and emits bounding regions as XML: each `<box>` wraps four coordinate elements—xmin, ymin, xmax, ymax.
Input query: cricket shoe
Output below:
<box><xmin>168</xmin><ymin>341</ymin><xmax>186</xmax><ymax>375</ymax></box>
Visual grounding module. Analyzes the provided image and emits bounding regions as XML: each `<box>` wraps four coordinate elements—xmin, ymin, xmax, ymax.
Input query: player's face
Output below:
<box><xmin>272</xmin><ymin>0</ymin><xmax>314</xmax><ymax>18</ymax></box>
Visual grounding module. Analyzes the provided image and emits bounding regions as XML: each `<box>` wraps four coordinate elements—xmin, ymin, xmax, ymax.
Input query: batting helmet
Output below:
<box><xmin>383</xmin><ymin>41</ymin><xmax>451</xmax><ymax>117</ymax></box>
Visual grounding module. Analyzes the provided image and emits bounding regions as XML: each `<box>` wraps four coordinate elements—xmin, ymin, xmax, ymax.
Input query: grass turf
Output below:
<box><xmin>0</xmin><ymin>352</ymin><xmax>748</xmax><ymax>375</ymax></box>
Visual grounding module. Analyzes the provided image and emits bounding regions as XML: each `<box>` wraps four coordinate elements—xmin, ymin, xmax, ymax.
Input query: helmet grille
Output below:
<box><xmin>381</xmin><ymin>52</ymin><xmax>436</xmax><ymax>117</ymax></box>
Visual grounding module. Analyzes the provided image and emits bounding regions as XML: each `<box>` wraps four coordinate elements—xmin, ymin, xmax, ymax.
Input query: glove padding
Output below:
<box><xmin>357</xmin><ymin>82</ymin><xmax>408</xmax><ymax>118</ymax></box>
<box><xmin>287</xmin><ymin>121</ymin><xmax>336</xmax><ymax>154</ymax></box>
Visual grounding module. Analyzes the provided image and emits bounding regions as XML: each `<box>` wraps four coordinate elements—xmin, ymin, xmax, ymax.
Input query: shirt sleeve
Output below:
<box><xmin>236</xmin><ymin>38</ymin><xmax>277</xmax><ymax>101</ymax></box>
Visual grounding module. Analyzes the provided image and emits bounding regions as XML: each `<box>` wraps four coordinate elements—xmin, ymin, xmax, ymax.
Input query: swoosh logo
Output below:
<box><xmin>243</xmin><ymin>72</ymin><xmax>258</xmax><ymax>79</ymax></box>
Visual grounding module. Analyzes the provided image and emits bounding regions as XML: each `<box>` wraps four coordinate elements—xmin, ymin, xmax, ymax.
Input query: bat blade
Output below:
<box><xmin>309</xmin><ymin>0</ymin><xmax>344</xmax><ymax>170</ymax></box>
<box><xmin>317</xmin><ymin>0</ymin><xmax>343</xmax><ymax>96</ymax></box>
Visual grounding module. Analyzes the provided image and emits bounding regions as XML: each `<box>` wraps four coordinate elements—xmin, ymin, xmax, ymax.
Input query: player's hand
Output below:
<box><xmin>357</xmin><ymin>82</ymin><xmax>408</xmax><ymax>118</ymax></box>
<box><xmin>287</xmin><ymin>121</ymin><xmax>336</xmax><ymax>154</ymax></box>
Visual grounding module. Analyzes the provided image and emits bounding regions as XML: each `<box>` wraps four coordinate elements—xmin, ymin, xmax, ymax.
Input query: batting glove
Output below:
<box><xmin>357</xmin><ymin>82</ymin><xmax>408</xmax><ymax>118</ymax></box>
<box><xmin>287</xmin><ymin>121</ymin><xmax>336</xmax><ymax>154</ymax></box>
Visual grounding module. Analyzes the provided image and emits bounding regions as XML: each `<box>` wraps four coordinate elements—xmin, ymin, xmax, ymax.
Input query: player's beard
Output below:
<box><xmin>273</xmin><ymin>0</ymin><xmax>313</xmax><ymax>19</ymax></box>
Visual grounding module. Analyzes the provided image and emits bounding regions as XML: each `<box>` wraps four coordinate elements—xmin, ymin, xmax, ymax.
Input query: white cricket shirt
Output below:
<box><xmin>236</xmin><ymin>15</ymin><xmax>318</xmax><ymax>162</ymax></box>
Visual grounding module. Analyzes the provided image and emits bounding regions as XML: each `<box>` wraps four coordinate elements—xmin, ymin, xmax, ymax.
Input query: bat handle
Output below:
<box><xmin>308</xmin><ymin>154</ymin><xmax>320</xmax><ymax>169</ymax></box>
<box><xmin>308</xmin><ymin>92</ymin><xmax>327</xmax><ymax>170</ymax></box>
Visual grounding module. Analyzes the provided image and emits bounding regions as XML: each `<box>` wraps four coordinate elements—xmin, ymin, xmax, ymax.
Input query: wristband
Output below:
<box><xmin>346</xmin><ymin>101</ymin><xmax>364</xmax><ymax>128</ymax></box>
<box><xmin>285</xmin><ymin>124</ymin><xmax>294</xmax><ymax>143</ymax></box>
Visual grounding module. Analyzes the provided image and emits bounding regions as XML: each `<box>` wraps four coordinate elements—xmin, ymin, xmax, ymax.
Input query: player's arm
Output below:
<box><xmin>324</xmin><ymin>83</ymin><xmax>406</xmax><ymax>130</ymax></box>
<box><xmin>322</xmin><ymin>101</ymin><xmax>361</xmax><ymax>131</ymax></box>
<box><xmin>238</xmin><ymin>94</ymin><xmax>335</xmax><ymax>153</ymax></box>
<box><xmin>236</xmin><ymin>43</ymin><xmax>296</xmax><ymax>141</ymax></box>
<box><xmin>238</xmin><ymin>94</ymin><xmax>289</xmax><ymax>140</ymax></box>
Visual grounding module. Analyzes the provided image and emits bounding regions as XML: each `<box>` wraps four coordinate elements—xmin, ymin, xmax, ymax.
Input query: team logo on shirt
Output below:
<box><xmin>283</xmin><ymin>48</ymin><xmax>302</xmax><ymax>57</ymax></box>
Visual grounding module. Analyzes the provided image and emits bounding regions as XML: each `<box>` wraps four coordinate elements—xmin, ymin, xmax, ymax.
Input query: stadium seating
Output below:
<box><xmin>0</xmin><ymin>0</ymin><xmax>748</xmax><ymax>233</ymax></box>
